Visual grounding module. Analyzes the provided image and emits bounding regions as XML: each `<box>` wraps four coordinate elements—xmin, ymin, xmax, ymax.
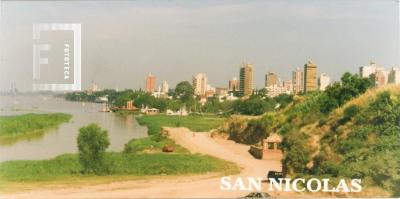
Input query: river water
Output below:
<box><xmin>0</xmin><ymin>95</ymin><xmax>148</xmax><ymax>162</ymax></box>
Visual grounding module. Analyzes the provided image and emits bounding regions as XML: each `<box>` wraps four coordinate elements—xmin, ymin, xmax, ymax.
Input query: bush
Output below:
<box><xmin>77</xmin><ymin>124</ymin><xmax>110</xmax><ymax>174</ymax></box>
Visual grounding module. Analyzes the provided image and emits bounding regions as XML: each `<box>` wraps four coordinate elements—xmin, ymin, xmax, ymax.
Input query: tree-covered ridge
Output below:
<box><xmin>223</xmin><ymin>72</ymin><xmax>399</xmax><ymax>196</ymax></box>
<box><xmin>282</xmin><ymin>86</ymin><xmax>400</xmax><ymax>196</ymax></box>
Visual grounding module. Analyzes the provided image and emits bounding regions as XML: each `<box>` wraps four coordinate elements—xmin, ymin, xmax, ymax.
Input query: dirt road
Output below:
<box><xmin>6</xmin><ymin>127</ymin><xmax>282</xmax><ymax>198</ymax></box>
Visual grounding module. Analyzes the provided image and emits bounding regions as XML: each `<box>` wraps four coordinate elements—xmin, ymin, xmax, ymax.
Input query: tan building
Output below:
<box><xmin>292</xmin><ymin>67</ymin><xmax>303</xmax><ymax>94</ymax></box>
<box><xmin>371</xmin><ymin>68</ymin><xmax>388</xmax><ymax>87</ymax></box>
<box><xmin>228</xmin><ymin>77</ymin><xmax>239</xmax><ymax>91</ymax></box>
<box><xmin>304</xmin><ymin>60</ymin><xmax>317</xmax><ymax>93</ymax></box>
<box><xmin>215</xmin><ymin>87</ymin><xmax>228</xmax><ymax>97</ymax></box>
<box><xmin>145</xmin><ymin>73</ymin><xmax>156</xmax><ymax>93</ymax></box>
<box><xmin>388</xmin><ymin>67</ymin><xmax>400</xmax><ymax>84</ymax></box>
<box><xmin>239</xmin><ymin>63</ymin><xmax>253</xmax><ymax>96</ymax></box>
<box><xmin>265</xmin><ymin>72</ymin><xmax>279</xmax><ymax>87</ymax></box>
<box><xmin>265</xmin><ymin>85</ymin><xmax>291</xmax><ymax>98</ymax></box>
<box><xmin>192</xmin><ymin>73</ymin><xmax>208</xmax><ymax>95</ymax></box>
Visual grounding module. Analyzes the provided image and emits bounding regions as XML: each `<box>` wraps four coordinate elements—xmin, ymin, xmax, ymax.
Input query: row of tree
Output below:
<box><xmin>65</xmin><ymin>81</ymin><xmax>295</xmax><ymax>115</ymax></box>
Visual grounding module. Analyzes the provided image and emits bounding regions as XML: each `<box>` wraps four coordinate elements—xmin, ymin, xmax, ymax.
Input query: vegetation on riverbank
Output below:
<box><xmin>124</xmin><ymin>114</ymin><xmax>226</xmax><ymax>153</ymax></box>
<box><xmin>223</xmin><ymin>72</ymin><xmax>400</xmax><ymax>196</ymax></box>
<box><xmin>0</xmin><ymin>113</ymin><xmax>71</xmax><ymax>144</ymax></box>
<box><xmin>0</xmin><ymin>153</ymin><xmax>238</xmax><ymax>183</ymax></box>
<box><xmin>64</xmin><ymin>81</ymin><xmax>294</xmax><ymax>115</ymax></box>
<box><xmin>0</xmin><ymin>118</ymin><xmax>239</xmax><ymax>189</ymax></box>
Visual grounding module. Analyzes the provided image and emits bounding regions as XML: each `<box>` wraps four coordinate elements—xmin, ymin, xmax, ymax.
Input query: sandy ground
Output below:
<box><xmin>5</xmin><ymin>127</ymin><xmax>284</xmax><ymax>199</ymax></box>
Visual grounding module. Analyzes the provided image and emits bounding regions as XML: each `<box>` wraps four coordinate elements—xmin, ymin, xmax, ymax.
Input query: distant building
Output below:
<box><xmin>282</xmin><ymin>80</ymin><xmax>293</xmax><ymax>92</ymax></box>
<box><xmin>141</xmin><ymin>105</ymin><xmax>159</xmax><ymax>115</ymax></box>
<box><xmin>145</xmin><ymin>73</ymin><xmax>156</xmax><ymax>93</ymax></box>
<box><xmin>215</xmin><ymin>87</ymin><xmax>228</xmax><ymax>97</ymax></box>
<box><xmin>126</xmin><ymin>100</ymin><xmax>137</xmax><ymax>110</ymax></box>
<box><xmin>318</xmin><ymin>73</ymin><xmax>331</xmax><ymax>91</ymax></box>
<box><xmin>226</xmin><ymin>93</ymin><xmax>239</xmax><ymax>101</ymax></box>
<box><xmin>292</xmin><ymin>67</ymin><xmax>303</xmax><ymax>94</ymax></box>
<box><xmin>193</xmin><ymin>73</ymin><xmax>208</xmax><ymax>95</ymax></box>
<box><xmin>265</xmin><ymin>72</ymin><xmax>279</xmax><ymax>87</ymax></box>
<box><xmin>265</xmin><ymin>85</ymin><xmax>291</xmax><ymax>98</ymax></box>
<box><xmin>239</xmin><ymin>63</ymin><xmax>253</xmax><ymax>96</ymax></box>
<box><xmin>304</xmin><ymin>60</ymin><xmax>317</xmax><ymax>93</ymax></box>
<box><xmin>88</xmin><ymin>83</ymin><xmax>99</xmax><ymax>93</ymax></box>
<box><xmin>359</xmin><ymin>62</ymin><xmax>379</xmax><ymax>78</ymax></box>
<box><xmin>371</xmin><ymin>68</ymin><xmax>388</xmax><ymax>87</ymax></box>
<box><xmin>161</xmin><ymin>80</ymin><xmax>169</xmax><ymax>94</ymax></box>
<box><xmin>228</xmin><ymin>77</ymin><xmax>239</xmax><ymax>92</ymax></box>
<box><xmin>166</xmin><ymin>106</ymin><xmax>188</xmax><ymax>116</ymax></box>
<box><xmin>388</xmin><ymin>67</ymin><xmax>400</xmax><ymax>84</ymax></box>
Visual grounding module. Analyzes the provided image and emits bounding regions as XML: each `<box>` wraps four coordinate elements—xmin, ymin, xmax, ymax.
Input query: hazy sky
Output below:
<box><xmin>0</xmin><ymin>0</ymin><xmax>399</xmax><ymax>91</ymax></box>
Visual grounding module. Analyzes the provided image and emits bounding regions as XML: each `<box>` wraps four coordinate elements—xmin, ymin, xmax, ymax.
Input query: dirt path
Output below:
<box><xmin>5</xmin><ymin>127</ymin><xmax>282</xmax><ymax>198</ymax></box>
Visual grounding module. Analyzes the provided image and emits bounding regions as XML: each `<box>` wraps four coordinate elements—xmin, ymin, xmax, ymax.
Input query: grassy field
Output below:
<box><xmin>0</xmin><ymin>113</ymin><xmax>71</xmax><ymax>144</ymax></box>
<box><xmin>124</xmin><ymin>114</ymin><xmax>226</xmax><ymax>153</ymax></box>
<box><xmin>136</xmin><ymin>114</ymin><xmax>226</xmax><ymax>135</ymax></box>
<box><xmin>0</xmin><ymin>153</ymin><xmax>238</xmax><ymax>186</ymax></box>
<box><xmin>0</xmin><ymin>113</ymin><xmax>238</xmax><ymax>191</ymax></box>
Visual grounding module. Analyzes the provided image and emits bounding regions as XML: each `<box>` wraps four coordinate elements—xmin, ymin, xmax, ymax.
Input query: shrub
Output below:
<box><xmin>77</xmin><ymin>124</ymin><xmax>110</xmax><ymax>174</ymax></box>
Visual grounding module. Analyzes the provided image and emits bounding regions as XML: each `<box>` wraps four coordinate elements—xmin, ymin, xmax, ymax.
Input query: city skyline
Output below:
<box><xmin>0</xmin><ymin>0</ymin><xmax>399</xmax><ymax>91</ymax></box>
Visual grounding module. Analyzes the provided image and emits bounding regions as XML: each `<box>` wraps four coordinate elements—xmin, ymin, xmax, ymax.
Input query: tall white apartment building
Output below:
<box><xmin>292</xmin><ymin>67</ymin><xmax>303</xmax><ymax>94</ymax></box>
<box><xmin>318</xmin><ymin>73</ymin><xmax>331</xmax><ymax>91</ymax></box>
<box><xmin>359</xmin><ymin>62</ymin><xmax>378</xmax><ymax>78</ymax></box>
<box><xmin>192</xmin><ymin>73</ymin><xmax>208</xmax><ymax>95</ymax></box>
<box><xmin>388</xmin><ymin>67</ymin><xmax>400</xmax><ymax>85</ymax></box>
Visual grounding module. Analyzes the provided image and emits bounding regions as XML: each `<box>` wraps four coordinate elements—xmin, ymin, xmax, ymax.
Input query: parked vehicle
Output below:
<box><xmin>242</xmin><ymin>192</ymin><xmax>272</xmax><ymax>198</ymax></box>
<box><xmin>267</xmin><ymin>171</ymin><xmax>284</xmax><ymax>182</ymax></box>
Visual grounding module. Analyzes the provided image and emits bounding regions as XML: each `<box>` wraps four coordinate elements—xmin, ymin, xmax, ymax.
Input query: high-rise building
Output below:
<box><xmin>145</xmin><ymin>73</ymin><xmax>156</xmax><ymax>93</ymax></box>
<box><xmin>318</xmin><ymin>73</ymin><xmax>331</xmax><ymax>91</ymax></box>
<box><xmin>388</xmin><ymin>67</ymin><xmax>400</xmax><ymax>84</ymax></box>
<box><xmin>371</xmin><ymin>68</ymin><xmax>388</xmax><ymax>87</ymax></box>
<box><xmin>292</xmin><ymin>67</ymin><xmax>303</xmax><ymax>94</ymax></box>
<box><xmin>359</xmin><ymin>62</ymin><xmax>378</xmax><ymax>78</ymax></box>
<box><xmin>265</xmin><ymin>72</ymin><xmax>279</xmax><ymax>87</ymax></box>
<box><xmin>304</xmin><ymin>60</ymin><xmax>317</xmax><ymax>93</ymax></box>
<box><xmin>239</xmin><ymin>63</ymin><xmax>253</xmax><ymax>96</ymax></box>
<box><xmin>161</xmin><ymin>80</ymin><xmax>169</xmax><ymax>93</ymax></box>
<box><xmin>282</xmin><ymin>80</ymin><xmax>293</xmax><ymax>92</ymax></box>
<box><xmin>229</xmin><ymin>77</ymin><xmax>239</xmax><ymax>91</ymax></box>
<box><xmin>192</xmin><ymin>73</ymin><xmax>208</xmax><ymax>95</ymax></box>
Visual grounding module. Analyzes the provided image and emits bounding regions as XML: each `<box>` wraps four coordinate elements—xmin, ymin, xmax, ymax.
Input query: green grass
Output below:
<box><xmin>124</xmin><ymin>136</ymin><xmax>189</xmax><ymax>153</ymax></box>
<box><xmin>124</xmin><ymin>114</ymin><xmax>226</xmax><ymax>153</ymax></box>
<box><xmin>0</xmin><ymin>113</ymin><xmax>72</xmax><ymax>145</ymax></box>
<box><xmin>0</xmin><ymin>153</ymin><xmax>239</xmax><ymax>183</ymax></box>
<box><xmin>136</xmin><ymin>114</ymin><xmax>226</xmax><ymax>136</ymax></box>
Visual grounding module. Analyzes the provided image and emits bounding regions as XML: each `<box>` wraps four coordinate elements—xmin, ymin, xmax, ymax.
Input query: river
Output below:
<box><xmin>0</xmin><ymin>95</ymin><xmax>148</xmax><ymax>162</ymax></box>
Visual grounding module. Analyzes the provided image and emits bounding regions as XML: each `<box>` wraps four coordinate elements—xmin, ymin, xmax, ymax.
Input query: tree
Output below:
<box><xmin>174</xmin><ymin>81</ymin><xmax>196</xmax><ymax>111</ymax></box>
<box><xmin>320</xmin><ymin>73</ymin><xmax>373</xmax><ymax>113</ymax></box>
<box><xmin>174</xmin><ymin>81</ymin><xmax>194</xmax><ymax>102</ymax></box>
<box><xmin>77</xmin><ymin>124</ymin><xmax>110</xmax><ymax>174</ymax></box>
<box><xmin>233</xmin><ymin>96</ymin><xmax>276</xmax><ymax>115</ymax></box>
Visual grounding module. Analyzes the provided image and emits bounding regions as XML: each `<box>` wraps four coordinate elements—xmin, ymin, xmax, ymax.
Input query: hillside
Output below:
<box><xmin>223</xmin><ymin>85</ymin><xmax>400</xmax><ymax>197</ymax></box>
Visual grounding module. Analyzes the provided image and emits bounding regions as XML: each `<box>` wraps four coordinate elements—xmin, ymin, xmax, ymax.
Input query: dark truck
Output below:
<box><xmin>266</xmin><ymin>171</ymin><xmax>284</xmax><ymax>182</ymax></box>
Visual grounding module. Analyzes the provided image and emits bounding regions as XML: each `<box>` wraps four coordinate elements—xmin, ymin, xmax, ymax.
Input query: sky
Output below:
<box><xmin>0</xmin><ymin>0</ymin><xmax>399</xmax><ymax>91</ymax></box>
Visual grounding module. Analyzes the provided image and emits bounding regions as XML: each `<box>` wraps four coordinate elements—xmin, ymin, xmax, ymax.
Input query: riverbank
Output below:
<box><xmin>124</xmin><ymin>114</ymin><xmax>226</xmax><ymax>153</ymax></box>
<box><xmin>0</xmin><ymin>113</ymin><xmax>71</xmax><ymax>145</ymax></box>
<box><xmin>0</xmin><ymin>152</ymin><xmax>238</xmax><ymax>192</ymax></box>
<box><xmin>3</xmin><ymin>127</ymin><xmax>282</xmax><ymax>198</ymax></box>
<box><xmin>0</xmin><ymin>114</ymin><xmax>239</xmax><ymax>194</ymax></box>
